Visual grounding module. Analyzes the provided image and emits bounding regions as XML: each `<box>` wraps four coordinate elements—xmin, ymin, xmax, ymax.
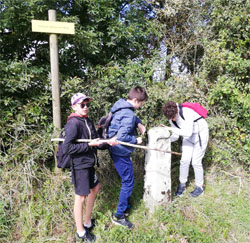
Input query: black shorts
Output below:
<box><xmin>72</xmin><ymin>167</ymin><xmax>99</xmax><ymax>196</ymax></box>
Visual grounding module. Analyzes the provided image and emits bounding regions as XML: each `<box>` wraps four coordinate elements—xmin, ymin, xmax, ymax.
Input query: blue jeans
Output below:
<box><xmin>112</xmin><ymin>154</ymin><xmax>134</xmax><ymax>217</ymax></box>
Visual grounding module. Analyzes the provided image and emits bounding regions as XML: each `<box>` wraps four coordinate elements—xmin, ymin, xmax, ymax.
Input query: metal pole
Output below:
<box><xmin>49</xmin><ymin>9</ymin><xmax>61</xmax><ymax>134</ymax></box>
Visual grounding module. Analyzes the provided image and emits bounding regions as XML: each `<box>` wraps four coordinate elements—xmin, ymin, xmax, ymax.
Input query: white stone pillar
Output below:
<box><xmin>143</xmin><ymin>127</ymin><xmax>171</xmax><ymax>213</ymax></box>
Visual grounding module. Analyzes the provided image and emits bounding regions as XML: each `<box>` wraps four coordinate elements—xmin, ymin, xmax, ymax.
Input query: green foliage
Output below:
<box><xmin>0</xmin><ymin>0</ymin><xmax>160</xmax><ymax>76</ymax></box>
<box><xmin>153</xmin><ymin>0</ymin><xmax>211</xmax><ymax>73</ymax></box>
<box><xmin>206</xmin><ymin>116</ymin><xmax>250</xmax><ymax>167</ymax></box>
<box><xmin>0</xmin><ymin>200</ymin><xmax>12</xmax><ymax>239</ymax></box>
<box><xmin>0</xmin><ymin>0</ymin><xmax>250</xmax><ymax>241</ymax></box>
<box><xmin>199</xmin><ymin>0</ymin><xmax>250</xmax><ymax>167</ymax></box>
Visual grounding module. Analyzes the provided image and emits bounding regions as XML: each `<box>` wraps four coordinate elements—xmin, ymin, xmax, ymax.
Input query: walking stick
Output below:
<box><xmin>51</xmin><ymin>138</ymin><xmax>181</xmax><ymax>156</ymax></box>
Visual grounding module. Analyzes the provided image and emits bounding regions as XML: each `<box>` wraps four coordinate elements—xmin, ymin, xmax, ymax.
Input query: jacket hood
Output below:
<box><xmin>110</xmin><ymin>99</ymin><xmax>134</xmax><ymax>113</ymax></box>
<box><xmin>67</xmin><ymin>112</ymin><xmax>87</xmax><ymax>122</ymax></box>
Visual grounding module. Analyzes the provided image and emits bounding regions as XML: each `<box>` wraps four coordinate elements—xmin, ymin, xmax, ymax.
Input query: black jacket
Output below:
<box><xmin>63</xmin><ymin>116</ymin><xmax>99</xmax><ymax>170</ymax></box>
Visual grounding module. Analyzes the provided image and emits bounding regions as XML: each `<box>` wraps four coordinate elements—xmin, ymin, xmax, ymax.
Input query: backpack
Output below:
<box><xmin>56</xmin><ymin>131</ymin><xmax>72</xmax><ymax>169</ymax></box>
<box><xmin>172</xmin><ymin>102</ymin><xmax>208</xmax><ymax>129</ymax></box>
<box><xmin>181</xmin><ymin>102</ymin><xmax>208</xmax><ymax>118</ymax></box>
<box><xmin>174</xmin><ymin>102</ymin><xmax>208</xmax><ymax>147</ymax></box>
<box><xmin>97</xmin><ymin>107</ymin><xmax>133</xmax><ymax>140</ymax></box>
<box><xmin>97</xmin><ymin>112</ymin><xmax>113</xmax><ymax>139</ymax></box>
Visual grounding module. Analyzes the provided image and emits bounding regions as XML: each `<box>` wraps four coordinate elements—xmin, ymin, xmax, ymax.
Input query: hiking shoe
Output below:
<box><xmin>76</xmin><ymin>231</ymin><xmax>96</xmax><ymax>242</ymax></box>
<box><xmin>111</xmin><ymin>213</ymin><xmax>134</xmax><ymax>229</ymax></box>
<box><xmin>175</xmin><ymin>184</ymin><xmax>186</xmax><ymax>197</ymax></box>
<box><xmin>84</xmin><ymin>218</ymin><xmax>96</xmax><ymax>231</ymax></box>
<box><xmin>190</xmin><ymin>186</ymin><xmax>204</xmax><ymax>197</ymax></box>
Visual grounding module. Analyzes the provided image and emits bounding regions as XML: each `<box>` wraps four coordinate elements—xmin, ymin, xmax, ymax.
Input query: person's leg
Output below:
<box><xmin>73</xmin><ymin>169</ymin><xmax>90</xmax><ymax>233</ymax></box>
<box><xmin>179</xmin><ymin>139</ymin><xmax>194</xmax><ymax>184</ymax></box>
<box><xmin>85</xmin><ymin>182</ymin><xmax>101</xmax><ymax>225</ymax></box>
<box><xmin>73</xmin><ymin>168</ymin><xmax>96</xmax><ymax>242</ymax></box>
<box><xmin>191</xmin><ymin>130</ymin><xmax>209</xmax><ymax>188</ymax></box>
<box><xmin>74</xmin><ymin>194</ymin><xmax>86</xmax><ymax>232</ymax></box>
<box><xmin>113</xmin><ymin>155</ymin><xmax>134</xmax><ymax>216</ymax></box>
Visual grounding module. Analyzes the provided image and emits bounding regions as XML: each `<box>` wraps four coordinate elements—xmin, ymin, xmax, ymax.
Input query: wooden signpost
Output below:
<box><xmin>32</xmin><ymin>10</ymin><xmax>75</xmax><ymax>134</ymax></box>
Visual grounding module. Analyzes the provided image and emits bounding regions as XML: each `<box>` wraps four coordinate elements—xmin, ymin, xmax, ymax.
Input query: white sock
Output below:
<box><xmin>77</xmin><ymin>231</ymin><xmax>86</xmax><ymax>237</ymax></box>
<box><xmin>84</xmin><ymin>222</ymin><xmax>92</xmax><ymax>228</ymax></box>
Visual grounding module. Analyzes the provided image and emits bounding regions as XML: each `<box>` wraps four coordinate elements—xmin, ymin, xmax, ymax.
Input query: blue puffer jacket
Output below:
<box><xmin>108</xmin><ymin>98</ymin><xmax>141</xmax><ymax>156</ymax></box>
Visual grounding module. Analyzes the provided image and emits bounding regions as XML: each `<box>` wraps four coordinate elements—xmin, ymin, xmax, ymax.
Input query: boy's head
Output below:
<box><xmin>128</xmin><ymin>86</ymin><xmax>148</xmax><ymax>109</ymax></box>
<box><xmin>128</xmin><ymin>86</ymin><xmax>148</xmax><ymax>101</ymax></box>
<box><xmin>71</xmin><ymin>93</ymin><xmax>91</xmax><ymax>116</ymax></box>
<box><xmin>162</xmin><ymin>101</ymin><xmax>178</xmax><ymax>121</ymax></box>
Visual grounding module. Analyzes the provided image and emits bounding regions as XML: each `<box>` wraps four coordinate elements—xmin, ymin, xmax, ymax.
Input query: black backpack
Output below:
<box><xmin>97</xmin><ymin>112</ymin><xmax>113</xmax><ymax>139</ymax></box>
<box><xmin>56</xmin><ymin>117</ymin><xmax>80</xmax><ymax>170</ymax></box>
<box><xmin>97</xmin><ymin>107</ymin><xmax>135</xmax><ymax>140</ymax></box>
<box><xmin>56</xmin><ymin>131</ymin><xmax>72</xmax><ymax>169</ymax></box>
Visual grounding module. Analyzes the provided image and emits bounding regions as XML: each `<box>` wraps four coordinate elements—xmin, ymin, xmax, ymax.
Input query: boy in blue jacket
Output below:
<box><xmin>108</xmin><ymin>86</ymin><xmax>148</xmax><ymax>229</ymax></box>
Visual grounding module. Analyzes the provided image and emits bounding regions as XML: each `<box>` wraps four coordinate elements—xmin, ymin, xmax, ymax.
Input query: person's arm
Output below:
<box><xmin>117</xmin><ymin>114</ymin><xmax>138</xmax><ymax>144</ymax></box>
<box><xmin>135</xmin><ymin>116</ymin><xmax>146</xmax><ymax>136</ymax></box>
<box><xmin>169</xmin><ymin>109</ymin><xmax>195</xmax><ymax>137</ymax></box>
<box><xmin>135</xmin><ymin>116</ymin><xmax>142</xmax><ymax>125</ymax></box>
<box><xmin>159</xmin><ymin>124</ymin><xmax>179</xmax><ymax>142</ymax></box>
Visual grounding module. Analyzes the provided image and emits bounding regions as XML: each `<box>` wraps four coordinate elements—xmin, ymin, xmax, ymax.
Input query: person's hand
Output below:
<box><xmin>107</xmin><ymin>136</ymin><xmax>119</xmax><ymax>146</ymax></box>
<box><xmin>163</xmin><ymin>126</ymin><xmax>172</xmax><ymax>131</ymax></box>
<box><xmin>138</xmin><ymin>123</ymin><xmax>146</xmax><ymax>135</ymax></box>
<box><xmin>159</xmin><ymin>124</ymin><xmax>172</xmax><ymax>131</ymax></box>
<box><xmin>88</xmin><ymin>138</ymin><xmax>103</xmax><ymax>147</ymax></box>
<box><xmin>136</xmin><ymin>136</ymin><xmax>143</xmax><ymax>144</ymax></box>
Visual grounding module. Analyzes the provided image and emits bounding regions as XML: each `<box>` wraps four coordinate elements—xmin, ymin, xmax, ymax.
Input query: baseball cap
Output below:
<box><xmin>71</xmin><ymin>93</ymin><xmax>91</xmax><ymax>105</ymax></box>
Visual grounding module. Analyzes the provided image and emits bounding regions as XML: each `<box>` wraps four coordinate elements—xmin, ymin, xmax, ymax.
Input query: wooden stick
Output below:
<box><xmin>117</xmin><ymin>141</ymin><xmax>181</xmax><ymax>156</ymax></box>
<box><xmin>51</xmin><ymin>138</ymin><xmax>181</xmax><ymax>156</ymax></box>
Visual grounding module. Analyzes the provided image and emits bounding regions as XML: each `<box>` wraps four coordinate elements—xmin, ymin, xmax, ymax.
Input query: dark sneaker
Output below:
<box><xmin>84</xmin><ymin>218</ymin><xmax>96</xmax><ymax>231</ymax></box>
<box><xmin>76</xmin><ymin>231</ymin><xmax>96</xmax><ymax>242</ymax></box>
<box><xmin>175</xmin><ymin>184</ymin><xmax>186</xmax><ymax>197</ymax></box>
<box><xmin>190</xmin><ymin>186</ymin><xmax>204</xmax><ymax>197</ymax></box>
<box><xmin>111</xmin><ymin>213</ymin><xmax>134</xmax><ymax>229</ymax></box>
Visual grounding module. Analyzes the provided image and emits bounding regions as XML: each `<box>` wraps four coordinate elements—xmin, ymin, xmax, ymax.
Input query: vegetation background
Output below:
<box><xmin>0</xmin><ymin>0</ymin><xmax>249</xmax><ymax>242</ymax></box>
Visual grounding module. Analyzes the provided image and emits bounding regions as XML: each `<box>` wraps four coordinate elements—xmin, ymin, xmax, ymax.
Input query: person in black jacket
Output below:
<box><xmin>63</xmin><ymin>93</ymin><xmax>116</xmax><ymax>242</ymax></box>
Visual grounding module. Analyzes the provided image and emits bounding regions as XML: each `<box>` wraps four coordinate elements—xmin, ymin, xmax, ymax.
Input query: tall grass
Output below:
<box><xmin>0</xmin><ymin>127</ymin><xmax>249</xmax><ymax>242</ymax></box>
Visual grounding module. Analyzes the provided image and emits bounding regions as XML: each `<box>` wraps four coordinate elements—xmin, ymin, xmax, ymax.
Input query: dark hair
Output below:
<box><xmin>128</xmin><ymin>86</ymin><xmax>148</xmax><ymax>102</ymax></box>
<box><xmin>162</xmin><ymin>101</ymin><xmax>178</xmax><ymax>120</ymax></box>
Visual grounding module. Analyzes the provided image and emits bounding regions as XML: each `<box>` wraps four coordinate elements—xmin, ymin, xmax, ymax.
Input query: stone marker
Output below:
<box><xmin>143</xmin><ymin>127</ymin><xmax>171</xmax><ymax>213</ymax></box>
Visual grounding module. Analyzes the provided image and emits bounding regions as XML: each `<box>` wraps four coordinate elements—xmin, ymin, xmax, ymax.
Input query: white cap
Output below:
<box><xmin>71</xmin><ymin>93</ymin><xmax>91</xmax><ymax>105</ymax></box>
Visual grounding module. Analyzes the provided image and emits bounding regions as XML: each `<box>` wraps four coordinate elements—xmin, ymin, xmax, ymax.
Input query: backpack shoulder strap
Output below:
<box><xmin>171</xmin><ymin>105</ymin><xmax>184</xmax><ymax>128</ymax></box>
<box><xmin>172</xmin><ymin>120</ymin><xmax>180</xmax><ymax>129</ymax></box>
<box><xmin>179</xmin><ymin>104</ymin><xmax>185</xmax><ymax>120</ymax></box>
<box><xmin>194</xmin><ymin>116</ymin><xmax>203</xmax><ymax>122</ymax></box>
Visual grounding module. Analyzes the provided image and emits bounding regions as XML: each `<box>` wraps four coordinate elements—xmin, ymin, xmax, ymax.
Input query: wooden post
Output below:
<box><xmin>31</xmin><ymin>10</ymin><xmax>75</xmax><ymax>169</ymax></box>
<box><xmin>48</xmin><ymin>10</ymin><xmax>61</xmax><ymax>134</ymax></box>
<box><xmin>32</xmin><ymin>10</ymin><xmax>75</xmax><ymax>133</ymax></box>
